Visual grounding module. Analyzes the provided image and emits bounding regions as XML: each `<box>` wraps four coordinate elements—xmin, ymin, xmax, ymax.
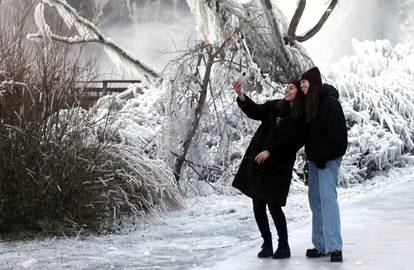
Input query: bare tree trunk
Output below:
<box><xmin>173</xmin><ymin>40</ymin><xmax>232</xmax><ymax>183</ymax></box>
<box><xmin>173</xmin><ymin>53</ymin><xmax>211</xmax><ymax>182</ymax></box>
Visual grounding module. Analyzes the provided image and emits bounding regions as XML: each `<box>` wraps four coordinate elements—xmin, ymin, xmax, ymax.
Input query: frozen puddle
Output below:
<box><xmin>0</xmin><ymin>167</ymin><xmax>413</xmax><ymax>270</ymax></box>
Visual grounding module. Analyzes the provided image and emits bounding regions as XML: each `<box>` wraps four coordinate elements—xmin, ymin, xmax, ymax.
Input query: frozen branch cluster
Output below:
<box><xmin>186</xmin><ymin>0</ymin><xmax>313</xmax><ymax>82</ymax></box>
<box><xmin>327</xmin><ymin>39</ymin><xmax>414</xmax><ymax>185</ymax></box>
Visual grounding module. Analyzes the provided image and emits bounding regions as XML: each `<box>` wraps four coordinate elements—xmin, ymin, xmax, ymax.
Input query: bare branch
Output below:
<box><xmin>27</xmin><ymin>33</ymin><xmax>95</xmax><ymax>44</ymax></box>
<box><xmin>28</xmin><ymin>0</ymin><xmax>161</xmax><ymax>82</ymax></box>
<box><xmin>287</xmin><ymin>0</ymin><xmax>338</xmax><ymax>43</ymax></box>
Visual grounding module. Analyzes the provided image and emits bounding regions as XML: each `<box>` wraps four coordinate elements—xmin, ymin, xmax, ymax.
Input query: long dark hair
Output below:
<box><xmin>289</xmin><ymin>88</ymin><xmax>305</xmax><ymax>120</ymax></box>
<box><xmin>304</xmin><ymin>83</ymin><xmax>320</xmax><ymax>123</ymax></box>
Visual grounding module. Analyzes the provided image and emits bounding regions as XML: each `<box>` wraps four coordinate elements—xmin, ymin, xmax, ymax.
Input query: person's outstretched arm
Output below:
<box><xmin>232</xmin><ymin>80</ymin><xmax>269</xmax><ymax>121</ymax></box>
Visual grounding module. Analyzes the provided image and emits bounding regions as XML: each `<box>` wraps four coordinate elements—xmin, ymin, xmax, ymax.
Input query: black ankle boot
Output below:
<box><xmin>272</xmin><ymin>241</ymin><xmax>290</xmax><ymax>259</ymax></box>
<box><xmin>257</xmin><ymin>239</ymin><xmax>273</xmax><ymax>258</ymax></box>
<box><xmin>330</xmin><ymin>250</ymin><xmax>343</xmax><ymax>262</ymax></box>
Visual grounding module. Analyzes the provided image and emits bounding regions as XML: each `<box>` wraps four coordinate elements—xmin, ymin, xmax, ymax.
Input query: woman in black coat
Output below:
<box><xmin>232</xmin><ymin>79</ymin><xmax>305</xmax><ymax>259</ymax></box>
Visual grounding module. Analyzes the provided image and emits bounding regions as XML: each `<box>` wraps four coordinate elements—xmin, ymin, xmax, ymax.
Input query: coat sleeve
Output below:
<box><xmin>236</xmin><ymin>95</ymin><xmax>270</xmax><ymax>121</ymax></box>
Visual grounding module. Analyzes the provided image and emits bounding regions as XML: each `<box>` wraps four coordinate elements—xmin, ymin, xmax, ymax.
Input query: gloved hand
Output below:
<box><xmin>316</xmin><ymin>162</ymin><xmax>326</xmax><ymax>169</ymax></box>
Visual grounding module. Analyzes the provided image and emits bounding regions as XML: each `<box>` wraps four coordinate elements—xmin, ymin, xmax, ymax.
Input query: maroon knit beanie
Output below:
<box><xmin>288</xmin><ymin>79</ymin><xmax>301</xmax><ymax>91</ymax></box>
<box><xmin>300</xmin><ymin>67</ymin><xmax>322</xmax><ymax>87</ymax></box>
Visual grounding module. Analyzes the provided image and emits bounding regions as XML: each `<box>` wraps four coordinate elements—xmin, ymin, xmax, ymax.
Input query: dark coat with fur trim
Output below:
<box><xmin>232</xmin><ymin>95</ymin><xmax>305</xmax><ymax>206</ymax></box>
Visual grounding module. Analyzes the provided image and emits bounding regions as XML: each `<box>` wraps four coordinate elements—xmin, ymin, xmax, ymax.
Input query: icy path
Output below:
<box><xmin>197</xmin><ymin>169</ymin><xmax>414</xmax><ymax>270</ymax></box>
<box><xmin>0</xmin><ymin>167</ymin><xmax>413</xmax><ymax>269</ymax></box>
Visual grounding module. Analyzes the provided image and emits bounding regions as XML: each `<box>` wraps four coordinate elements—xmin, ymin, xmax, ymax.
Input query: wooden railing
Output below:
<box><xmin>75</xmin><ymin>80</ymin><xmax>142</xmax><ymax>98</ymax></box>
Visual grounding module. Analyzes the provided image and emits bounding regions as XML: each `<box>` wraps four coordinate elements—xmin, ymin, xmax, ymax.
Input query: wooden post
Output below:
<box><xmin>103</xmin><ymin>81</ymin><xmax>108</xmax><ymax>97</ymax></box>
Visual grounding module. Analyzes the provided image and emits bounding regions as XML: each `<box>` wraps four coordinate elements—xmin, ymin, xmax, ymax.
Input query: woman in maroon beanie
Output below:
<box><xmin>231</xmin><ymin>78</ymin><xmax>306</xmax><ymax>259</ymax></box>
<box><xmin>299</xmin><ymin>67</ymin><xmax>348</xmax><ymax>263</ymax></box>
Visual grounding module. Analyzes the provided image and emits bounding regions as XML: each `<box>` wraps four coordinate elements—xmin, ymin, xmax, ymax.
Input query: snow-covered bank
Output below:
<box><xmin>1</xmin><ymin>166</ymin><xmax>413</xmax><ymax>270</ymax></box>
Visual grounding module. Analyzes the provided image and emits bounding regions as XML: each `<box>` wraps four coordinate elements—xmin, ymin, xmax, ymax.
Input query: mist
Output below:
<box><xmin>103</xmin><ymin>10</ymin><xmax>197</xmax><ymax>72</ymax></box>
<box><xmin>98</xmin><ymin>0</ymin><xmax>197</xmax><ymax>77</ymax></box>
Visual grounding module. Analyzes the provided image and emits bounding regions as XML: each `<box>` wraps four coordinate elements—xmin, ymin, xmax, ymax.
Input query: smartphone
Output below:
<box><xmin>235</xmin><ymin>72</ymin><xmax>247</xmax><ymax>89</ymax></box>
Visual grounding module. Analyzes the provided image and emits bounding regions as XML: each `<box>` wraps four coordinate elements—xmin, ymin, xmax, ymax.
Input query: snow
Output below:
<box><xmin>93</xmin><ymin>83</ymin><xmax>164</xmax><ymax>148</ymax></box>
<box><xmin>1</xmin><ymin>166</ymin><xmax>413</xmax><ymax>269</ymax></box>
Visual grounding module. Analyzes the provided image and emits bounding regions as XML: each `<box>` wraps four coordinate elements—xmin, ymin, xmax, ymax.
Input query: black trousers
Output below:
<box><xmin>252</xmin><ymin>197</ymin><xmax>288</xmax><ymax>245</ymax></box>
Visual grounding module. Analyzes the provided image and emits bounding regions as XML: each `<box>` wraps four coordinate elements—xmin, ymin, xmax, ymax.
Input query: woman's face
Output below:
<box><xmin>284</xmin><ymin>83</ymin><xmax>298</xmax><ymax>102</ymax></box>
<box><xmin>300</xmin><ymin>79</ymin><xmax>310</xmax><ymax>95</ymax></box>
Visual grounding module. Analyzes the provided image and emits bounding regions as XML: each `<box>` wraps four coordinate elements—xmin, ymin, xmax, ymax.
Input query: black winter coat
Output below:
<box><xmin>232</xmin><ymin>95</ymin><xmax>305</xmax><ymax>206</ymax></box>
<box><xmin>305</xmin><ymin>84</ymin><xmax>348</xmax><ymax>167</ymax></box>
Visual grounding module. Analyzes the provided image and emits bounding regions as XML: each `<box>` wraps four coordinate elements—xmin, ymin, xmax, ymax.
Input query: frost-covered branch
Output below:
<box><xmin>28</xmin><ymin>0</ymin><xmax>161</xmax><ymax>82</ymax></box>
<box><xmin>286</xmin><ymin>0</ymin><xmax>338</xmax><ymax>43</ymax></box>
<box><xmin>187</xmin><ymin>0</ymin><xmax>314</xmax><ymax>82</ymax></box>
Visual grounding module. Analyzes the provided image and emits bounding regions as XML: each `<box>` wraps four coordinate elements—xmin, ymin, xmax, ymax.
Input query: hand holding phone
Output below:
<box><xmin>232</xmin><ymin>72</ymin><xmax>247</xmax><ymax>94</ymax></box>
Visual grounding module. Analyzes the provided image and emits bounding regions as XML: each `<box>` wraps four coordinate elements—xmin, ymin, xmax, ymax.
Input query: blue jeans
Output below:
<box><xmin>308</xmin><ymin>157</ymin><xmax>342</xmax><ymax>253</ymax></box>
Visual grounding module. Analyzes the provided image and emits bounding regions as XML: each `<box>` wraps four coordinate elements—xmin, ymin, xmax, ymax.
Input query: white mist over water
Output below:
<box><xmin>100</xmin><ymin>0</ymin><xmax>197</xmax><ymax>75</ymax></box>
<box><xmin>104</xmin><ymin>14</ymin><xmax>197</xmax><ymax>72</ymax></box>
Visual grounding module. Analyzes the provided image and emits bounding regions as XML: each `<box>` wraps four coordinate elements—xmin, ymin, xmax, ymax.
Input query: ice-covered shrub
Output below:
<box><xmin>327</xmin><ymin>39</ymin><xmax>414</xmax><ymax>184</ymax></box>
<box><xmin>0</xmin><ymin>6</ymin><xmax>180</xmax><ymax>234</ymax></box>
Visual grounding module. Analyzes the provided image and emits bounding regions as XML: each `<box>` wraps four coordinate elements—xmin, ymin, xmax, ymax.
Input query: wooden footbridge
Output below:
<box><xmin>75</xmin><ymin>80</ymin><xmax>142</xmax><ymax>98</ymax></box>
<box><xmin>74</xmin><ymin>80</ymin><xmax>142</xmax><ymax>107</ymax></box>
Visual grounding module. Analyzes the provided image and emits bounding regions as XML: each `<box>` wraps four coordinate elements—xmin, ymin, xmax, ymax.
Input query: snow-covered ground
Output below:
<box><xmin>198</xmin><ymin>167</ymin><xmax>414</xmax><ymax>270</ymax></box>
<box><xmin>1</xmin><ymin>166</ymin><xmax>413</xmax><ymax>270</ymax></box>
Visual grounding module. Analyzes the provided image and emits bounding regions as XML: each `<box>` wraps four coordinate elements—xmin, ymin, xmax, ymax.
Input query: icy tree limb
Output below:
<box><xmin>260</xmin><ymin>0</ymin><xmax>293</xmax><ymax>77</ymax></box>
<box><xmin>28</xmin><ymin>0</ymin><xmax>161</xmax><ymax>83</ymax></box>
<box><xmin>188</xmin><ymin>0</ymin><xmax>315</xmax><ymax>82</ymax></box>
<box><xmin>286</xmin><ymin>0</ymin><xmax>338</xmax><ymax>43</ymax></box>
<box><xmin>173</xmin><ymin>37</ymin><xmax>235</xmax><ymax>183</ymax></box>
